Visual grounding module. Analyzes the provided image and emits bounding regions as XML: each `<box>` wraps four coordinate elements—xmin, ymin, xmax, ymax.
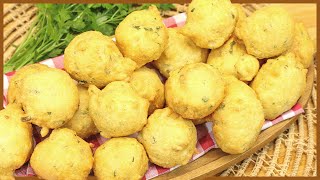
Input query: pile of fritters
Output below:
<box><xmin>1</xmin><ymin>0</ymin><xmax>314</xmax><ymax>179</ymax></box>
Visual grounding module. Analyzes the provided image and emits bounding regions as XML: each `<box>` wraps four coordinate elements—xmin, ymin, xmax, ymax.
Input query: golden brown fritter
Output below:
<box><xmin>64</xmin><ymin>31</ymin><xmax>137</xmax><ymax>88</ymax></box>
<box><xmin>63</xmin><ymin>85</ymin><xmax>99</xmax><ymax>139</ymax></box>
<box><xmin>180</xmin><ymin>0</ymin><xmax>237</xmax><ymax>49</ymax></box>
<box><xmin>8</xmin><ymin>64</ymin><xmax>79</xmax><ymax>137</ymax></box>
<box><xmin>129</xmin><ymin>67</ymin><xmax>165</xmax><ymax>115</ymax></box>
<box><xmin>212</xmin><ymin>77</ymin><xmax>264</xmax><ymax>154</ymax></box>
<box><xmin>285</xmin><ymin>22</ymin><xmax>315</xmax><ymax>68</ymax></box>
<box><xmin>30</xmin><ymin>128</ymin><xmax>93</xmax><ymax>180</ymax></box>
<box><xmin>0</xmin><ymin>104</ymin><xmax>33</xmax><ymax>179</ymax></box>
<box><xmin>207</xmin><ymin>37</ymin><xmax>260</xmax><ymax>81</ymax></box>
<box><xmin>236</xmin><ymin>6</ymin><xmax>295</xmax><ymax>59</ymax></box>
<box><xmin>115</xmin><ymin>6</ymin><xmax>168</xmax><ymax>68</ymax></box>
<box><xmin>165</xmin><ymin>63</ymin><xmax>225</xmax><ymax>119</ymax></box>
<box><xmin>138</xmin><ymin>108</ymin><xmax>197</xmax><ymax>168</ymax></box>
<box><xmin>154</xmin><ymin>28</ymin><xmax>208</xmax><ymax>78</ymax></box>
<box><xmin>94</xmin><ymin>138</ymin><xmax>148</xmax><ymax>180</ymax></box>
<box><xmin>251</xmin><ymin>53</ymin><xmax>307</xmax><ymax>120</ymax></box>
<box><xmin>89</xmin><ymin>81</ymin><xmax>149</xmax><ymax>138</ymax></box>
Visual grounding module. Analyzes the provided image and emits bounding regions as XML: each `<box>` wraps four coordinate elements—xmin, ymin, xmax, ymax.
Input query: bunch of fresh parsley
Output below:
<box><xmin>4</xmin><ymin>3</ymin><xmax>175</xmax><ymax>73</ymax></box>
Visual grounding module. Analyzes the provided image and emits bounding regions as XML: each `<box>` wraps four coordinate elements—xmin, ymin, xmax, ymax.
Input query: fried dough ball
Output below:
<box><xmin>89</xmin><ymin>81</ymin><xmax>149</xmax><ymax>138</ymax></box>
<box><xmin>7</xmin><ymin>64</ymin><xmax>47</xmax><ymax>104</ymax></box>
<box><xmin>94</xmin><ymin>138</ymin><xmax>148</xmax><ymax>180</ymax></box>
<box><xmin>251</xmin><ymin>53</ymin><xmax>307</xmax><ymax>120</ymax></box>
<box><xmin>165</xmin><ymin>63</ymin><xmax>225</xmax><ymax>119</ymax></box>
<box><xmin>234</xmin><ymin>4</ymin><xmax>247</xmax><ymax>39</ymax></box>
<box><xmin>180</xmin><ymin>0</ymin><xmax>237</xmax><ymax>49</ymax></box>
<box><xmin>138</xmin><ymin>108</ymin><xmax>197</xmax><ymax>168</ymax></box>
<box><xmin>0</xmin><ymin>104</ymin><xmax>33</xmax><ymax>179</ymax></box>
<box><xmin>236</xmin><ymin>6</ymin><xmax>295</xmax><ymax>59</ymax></box>
<box><xmin>30</xmin><ymin>128</ymin><xmax>93</xmax><ymax>180</ymax></box>
<box><xmin>64</xmin><ymin>31</ymin><xmax>137</xmax><ymax>88</ymax></box>
<box><xmin>285</xmin><ymin>22</ymin><xmax>315</xmax><ymax>68</ymax></box>
<box><xmin>212</xmin><ymin>77</ymin><xmax>264</xmax><ymax>154</ymax></box>
<box><xmin>207</xmin><ymin>37</ymin><xmax>260</xmax><ymax>81</ymax></box>
<box><xmin>129</xmin><ymin>67</ymin><xmax>165</xmax><ymax>115</ymax></box>
<box><xmin>8</xmin><ymin>64</ymin><xmax>79</xmax><ymax>137</ymax></box>
<box><xmin>153</xmin><ymin>28</ymin><xmax>208</xmax><ymax>78</ymax></box>
<box><xmin>115</xmin><ymin>6</ymin><xmax>168</xmax><ymax>68</ymax></box>
<box><xmin>63</xmin><ymin>85</ymin><xmax>98</xmax><ymax>139</ymax></box>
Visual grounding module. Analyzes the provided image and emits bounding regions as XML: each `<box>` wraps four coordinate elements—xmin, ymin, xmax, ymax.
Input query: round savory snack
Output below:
<box><xmin>138</xmin><ymin>108</ymin><xmax>197</xmax><ymax>168</ymax></box>
<box><xmin>236</xmin><ymin>6</ymin><xmax>295</xmax><ymax>59</ymax></box>
<box><xmin>251</xmin><ymin>53</ymin><xmax>307</xmax><ymax>120</ymax></box>
<box><xmin>129</xmin><ymin>67</ymin><xmax>165</xmax><ymax>115</ymax></box>
<box><xmin>165</xmin><ymin>63</ymin><xmax>225</xmax><ymax>119</ymax></box>
<box><xmin>63</xmin><ymin>85</ymin><xmax>99</xmax><ymax>139</ymax></box>
<box><xmin>192</xmin><ymin>115</ymin><xmax>212</xmax><ymax>125</ymax></box>
<box><xmin>7</xmin><ymin>64</ymin><xmax>47</xmax><ymax>104</ymax></box>
<box><xmin>212</xmin><ymin>77</ymin><xmax>265</xmax><ymax>154</ymax></box>
<box><xmin>207</xmin><ymin>37</ymin><xmax>260</xmax><ymax>81</ymax></box>
<box><xmin>115</xmin><ymin>5</ymin><xmax>168</xmax><ymax>68</ymax></box>
<box><xmin>89</xmin><ymin>81</ymin><xmax>149</xmax><ymax>138</ymax></box>
<box><xmin>285</xmin><ymin>22</ymin><xmax>315</xmax><ymax>68</ymax></box>
<box><xmin>8</xmin><ymin>64</ymin><xmax>79</xmax><ymax>137</ymax></box>
<box><xmin>30</xmin><ymin>128</ymin><xmax>93</xmax><ymax>180</ymax></box>
<box><xmin>64</xmin><ymin>31</ymin><xmax>137</xmax><ymax>88</ymax></box>
<box><xmin>153</xmin><ymin>28</ymin><xmax>208</xmax><ymax>78</ymax></box>
<box><xmin>0</xmin><ymin>104</ymin><xmax>33</xmax><ymax>179</ymax></box>
<box><xmin>94</xmin><ymin>138</ymin><xmax>148</xmax><ymax>180</ymax></box>
<box><xmin>180</xmin><ymin>0</ymin><xmax>238</xmax><ymax>49</ymax></box>
<box><xmin>234</xmin><ymin>4</ymin><xmax>247</xmax><ymax>40</ymax></box>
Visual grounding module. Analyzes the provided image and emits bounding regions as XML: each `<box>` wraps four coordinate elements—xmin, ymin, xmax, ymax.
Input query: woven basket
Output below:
<box><xmin>3</xmin><ymin>3</ymin><xmax>317</xmax><ymax>177</ymax></box>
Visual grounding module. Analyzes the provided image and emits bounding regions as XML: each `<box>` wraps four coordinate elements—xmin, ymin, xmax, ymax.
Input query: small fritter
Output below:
<box><xmin>64</xmin><ymin>31</ymin><xmax>137</xmax><ymax>88</ymax></box>
<box><xmin>285</xmin><ymin>22</ymin><xmax>315</xmax><ymax>68</ymax></box>
<box><xmin>251</xmin><ymin>53</ymin><xmax>307</xmax><ymax>120</ymax></box>
<box><xmin>212</xmin><ymin>77</ymin><xmax>264</xmax><ymax>154</ymax></box>
<box><xmin>236</xmin><ymin>6</ymin><xmax>295</xmax><ymax>59</ymax></box>
<box><xmin>207</xmin><ymin>37</ymin><xmax>260</xmax><ymax>82</ymax></box>
<box><xmin>115</xmin><ymin>6</ymin><xmax>168</xmax><ymax>68</ymax></box>
<box><xmin>234</xmin><ymin>4</ymin><xmax>247</xmax><ymax>41</ymax></box>
<box><xmin>192</xmin><ymin>115</ymin><xmax>212</xmax><ymax>125</ymax></box>
<box><xmin>138</xmin><ymin>108</ymin><xmax>197</xmax><ymax>168</ymax></box>
<box><xmin>180</xmin><ymin>0</ymin><xmax>238</xmax><ymax>49</ymax></box>
<box><xmin>7</xmin><ymin>64</ymin><xmax>47</xmax><ymax>104</ymax></box>
<box><xmin>30</xmin><ymin>128</ymin><xmax>93</xmax><ymax>180</ymax></box>
<box><xmin>89</xmin><ymin>81</ymin><xmax>149</xmax><ymax>138</ymax></box>
<box><xmin>0</xmin><ymin>104</ymin><xmax>33</xmax><ymax>179</ymax></box>
<box><xmin>165</xmin><ymin>63</ymin><xmax>225</xmax><ymax>119</ymax></box>
<box><xmin>8</xmin><ymin>64</ymin><xmax>79</xmax><ymax>137</ymax></box>
<box><xmin>94</xmin><ymin>138</ymin><xmax>148</xmax><ymax>180</ymax></box>
<box><xmin>129</xmin><ymin>67</ymin><xmax>165</xmax><ymax>115</ymax></box>
<box><xmin>63</xmin><ymin>85</ymin><xmax>99</xmax><ymax>139</ymax></box>
<box><xmin>153</xmin><ymin>28</ymin><xmax>208</xmax><ymax>78</ymax></box>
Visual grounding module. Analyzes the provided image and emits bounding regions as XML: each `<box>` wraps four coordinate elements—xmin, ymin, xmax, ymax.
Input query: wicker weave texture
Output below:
<box><xmin>3</xmin><ymin>3</ymin><xmax>317</xmax><ymax>177</ymax></box>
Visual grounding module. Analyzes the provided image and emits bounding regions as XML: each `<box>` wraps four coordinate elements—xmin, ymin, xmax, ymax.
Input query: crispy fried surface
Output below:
<box><xmin>63</xmin><ymin>85</ymin><xmax>98</xmax><ymax>139</ymax></box>
<box><xmin>30</xmin><ymin>128</ymin><xmax>93</xmax><ymax>180</ymax></box>
<box><xmin>94</xmin><ymin>138</ymin><xmax>148</xmax><ymax>180</ymax></box>
<box><xmin>8</xmin><ymin>64</ymin><xmax>79</xmax><ymax>136</ymax></box>
<box><xmin>236</xmin><ymin>6</ymin><xmax>295</xmax><ymax>59</ymax></box>
<box><xmin>212</xmin><ymin>78</ymin><xmax>264</xmax><ymax>154</ymax></box>
<box><xmin>89</xmin><ymin>81</ymin><xmax>149</xmax><ymax>138</ymax></box>
<box><xmin>165</xmin><ymin>63</ymin><xmax>225</xmax><ymax>119</ymax></box>
<box><xmin>251</xmin><ymin>53</ymin><xmax>307</xmax><ymax>120</ymax></box>
<box><xmin>115</xmin><ymin>6</ymin><xmax>168</xmax><ymax>68</ymax></box>
<box><xmin>0</xmin><ymin>104</ymin><xmax>33</xmax><ymax>178</ymax></box>
<box><xmin>180</xmin><ymin>0</ymin><xmax>237</xmax><ymax>49</ymax></box>
<box><xmin>207</xmin><ymin>37</ymin><xmax>259</xmax><ymax>81</ymax></box>
<box><xmin>129</xmin><ymin>67</ymin><xmax>165</xmax><ymax>115</ymax></box>
<box><xmin>154</xmin><ymin>28</ymin><xmax>208</xmax><ymax>78</ymax></box>
<box><xmin>138</xmin><ymin>108</ymin><xmax>197</xmax><ymax>168</ymax></box>
<box><xmin>64</xmin><ymin>31</ymin><xmax>137</xmax><ymax>88</ymax></box>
